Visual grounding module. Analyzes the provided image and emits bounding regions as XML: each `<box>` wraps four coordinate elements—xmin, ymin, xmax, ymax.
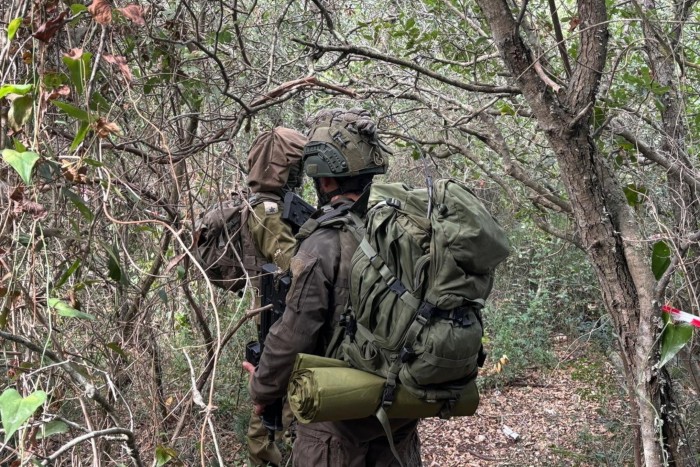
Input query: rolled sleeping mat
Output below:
<box><xmin>287</xmin><ymin>354</ymin><xmax>480</xmax><ymax>424</ymax></box>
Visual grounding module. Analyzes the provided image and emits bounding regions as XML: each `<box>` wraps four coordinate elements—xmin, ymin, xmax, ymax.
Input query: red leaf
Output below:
<box><xmin>88</xmin><ymin>0</ymin><xmax>113</xmax><ymax>25</ymax></box>
<box><xmin>103</xmin><ymin>54</ymin><xmax>133</xmax><ymax>83</ymax></box>
<box><xmin>119</xmin><ymin>5</ymin><xmax>145</xmax><ymax>26</ymax></box>
<box><xmin>32</xmin><ymin>10</ymin><xmax>67</xmax><ymax>42</ymax></box>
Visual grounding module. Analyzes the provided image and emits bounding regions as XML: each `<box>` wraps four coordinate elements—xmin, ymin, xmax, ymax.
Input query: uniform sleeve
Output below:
<box><xmin>247</xmin><ymin>202</ymin><xmax>297</xmax><ymax>271</ymax></box>
<box><xmin>249</xmin><ymin>231</ymin><xmax>339</xmax><ymax>406</ymax></box>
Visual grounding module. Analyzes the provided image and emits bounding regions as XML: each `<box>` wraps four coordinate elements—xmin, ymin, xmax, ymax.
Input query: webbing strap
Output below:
<box><xmin>358</xmin><ymin>238</ymin><xmax>421</xmax><ymax>310</ymax></box>
<box><xmin>375</xmin><ymin>407</ymin><xmax>405</xmax><ymax>467</ymax></box>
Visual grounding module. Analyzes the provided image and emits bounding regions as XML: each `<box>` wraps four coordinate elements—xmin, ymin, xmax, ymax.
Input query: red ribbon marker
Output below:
<box><xmin>662</xmin><ymin>305</ymin><xmax>700</xmax><ymax>329</ymax></box>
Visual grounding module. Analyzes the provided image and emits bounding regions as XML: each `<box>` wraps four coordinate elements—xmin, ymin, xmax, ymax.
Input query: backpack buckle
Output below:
<box><xmin>381</xmin><ymin>385</ymin><xmax>396</xmax><ymax>407</ymax></box>
<box><xmin>399</xmin><ymin>345</ymin><xmax>415</xmax><ymax>363</ymax></box>
<box><xmin>417</xmin><ymin>302</ymin><xmax>434</xmax><ymax>324</ymax></box>
<box><xmin>346</xmin><ymin>316</ymin><xmax>357</xmax><ymax>342</ymax></box>
<box><xmin>388</xmin><ymin>278</ymin><xmax>407</xmax><ymax>296</ymax></box>
<box><xmin>386</xmin><ymin>198</ymin><xmax>401</xmax><ymax>209</ymax></box>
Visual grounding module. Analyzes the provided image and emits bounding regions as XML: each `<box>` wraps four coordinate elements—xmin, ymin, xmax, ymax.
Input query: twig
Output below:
<box><xmin>547</xmin><ymin>0</ymin><xmax>572</xmax><ymax>78</ymax></box>
<box><xmin>533</xmin><ymin>60</ymin><xmax>561</xmax><ymax>93</ymax></box>
<box><xmin>292</xmin><ymin>39</ymin><xmax>520</xmax><ymax>95</ymax></box>
<box><xmin>40</xmin><ymin>428</ymin><xmax>144</xmax><ymax>467</ymax></box>
<box><xmin>0</xmin><ymin>330</ymin><xmax>119</xmax><ymax>424</ymax></box>
<box><xmin>250</xmin><ymin>76</ymin><xmax>357</xmax><ymax>107</ymax></box>
<box><xmin>514</xmin><ymin>0</ymin><xmax>530</xmax><ymax>37</ymax></box>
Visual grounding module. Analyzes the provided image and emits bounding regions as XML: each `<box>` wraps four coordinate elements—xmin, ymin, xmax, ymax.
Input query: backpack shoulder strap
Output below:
<box><xmin>296</xmin><ymin>203</ymin><xmax>349</xmax><ymax>240</ymax></box>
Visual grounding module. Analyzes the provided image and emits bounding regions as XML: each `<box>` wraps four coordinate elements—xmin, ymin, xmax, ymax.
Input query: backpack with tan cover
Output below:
<box><xmin>192</xmin><ymin>127</ymin><xmax>307</xmax><ymax>291</ymax></box>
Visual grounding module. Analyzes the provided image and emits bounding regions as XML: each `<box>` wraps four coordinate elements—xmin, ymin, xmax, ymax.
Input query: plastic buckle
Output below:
<box><xmin>346</xmin><ymin>317</ymin><xmax>357</xmax><ymax>342</ymax></box>
<box><xmin>417</xmin><ymin>302</ymin><xmax>434</xmax><ymax>324</ymax></box>
<box><xmin>382</xmin><ymin>385</ymin><xmax>396</xmax><ymax>407</ymax></box>
<box><xmin>386</xmin><ymin>198</ymin><xmax>401</xmax><ymax>209</ymax></box>
<box><xmin>388</xmin><ymin>279</ymin><xmax>406</xmax><ymax>296</ymax></box>
<box><xmin>399</xmin><ymin>345</ymin><xmax>415</xmax><ymax>363</ymax></box>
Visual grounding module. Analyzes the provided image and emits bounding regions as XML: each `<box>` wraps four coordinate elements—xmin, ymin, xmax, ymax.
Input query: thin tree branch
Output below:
<box><xmin>292</xmin><ymin>39</ymin><xmax>521</xmax><ymax>95</ymax></box>
<box><xmin>548</xmin><ymin>0</ymin><xmax>572</xmax><ymax>78</ymax></box>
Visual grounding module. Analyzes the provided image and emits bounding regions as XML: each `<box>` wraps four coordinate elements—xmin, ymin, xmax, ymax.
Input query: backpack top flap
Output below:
<box><xmin>425</xmin><ymin>179</ymin><xmax>511</xmax><ymax>309</ymax></box>
<box><xmin>247</xmin><ymin>127</ymin><xmax>307</xmax><ymax>194</ymax></box>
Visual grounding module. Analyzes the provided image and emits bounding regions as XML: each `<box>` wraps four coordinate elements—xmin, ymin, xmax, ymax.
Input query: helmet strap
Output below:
<box><xmin>314</xmin><ymin>178</ymin><xmax>342</xmax><ymax>206</ymax></box>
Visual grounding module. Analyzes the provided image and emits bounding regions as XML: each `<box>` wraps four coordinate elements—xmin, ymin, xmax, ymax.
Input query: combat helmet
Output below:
<box><xmin>303</xmin><ymin>108</ymin><xmax>390</xmax><ymax>178</ymax></box>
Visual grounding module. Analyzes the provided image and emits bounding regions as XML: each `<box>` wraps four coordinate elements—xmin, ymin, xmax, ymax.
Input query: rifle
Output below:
<box><xmin>282</xmin><ymin>191</ymin><xmax>315</xmax><ymax>232</ymax></box>
<box><xmin>245</xmin><ymin>263</ymin><xmax>291</xmax><ymax>439</ymax></box>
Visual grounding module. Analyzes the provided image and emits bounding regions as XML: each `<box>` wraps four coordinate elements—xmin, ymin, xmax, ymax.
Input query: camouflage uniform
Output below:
<box><xmin>249</xmin><ymin>198</ymin><xmax>422</xmax><ymax>466</ymax></box>
<box><xmin>244</xmin><ymin>128</ymin><xmax>307</xmax><ymax>467</ymax></box>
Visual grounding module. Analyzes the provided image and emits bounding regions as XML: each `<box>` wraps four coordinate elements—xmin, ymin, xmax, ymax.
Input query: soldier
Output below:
<box><xmin>243</xmin><ymin>109</ymin><xmax>422</xmax><ymax>466</ymax></box>
<box><xmin>244</xmin><ymin>127</ymin><xmax>307</xmax><ymax>467</ymax></box>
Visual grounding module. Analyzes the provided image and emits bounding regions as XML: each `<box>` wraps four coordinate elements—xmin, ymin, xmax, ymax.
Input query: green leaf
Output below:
<box><xmin>623</xmin><ymin>184</ymin><xmax>647</xmax><ymax>207</ymax></box>
<box><xmin>48</xmin><ymin>298</ymin><xmax>95</xmax><ymax>320</ymax></box>
<box><xmin>8</xmin><ymin>94</ymin><xmax>33</xmax><ymax>131</ymax></box>
<box><xmin>106</xmin><ymin>245</ymin><xmax>122</xmax><ymax>282</ymax></box>
<box><xmin>62</xmin><ymin>188</ymin><xmax>93</xmax><ymax>221</ymax></box>
<box><xmin>0</xmin><ymin>84</ymin><xmax>32</xmax><ymax>99</ymax></box>
<box><xmin>53</xmin><ymin>100</ymin><xmax>89</xmax><ymax>122</ymax></box>
<box><xmin>106</xmin><ymin>342</ymin><xmax>128</xmax><ymax>359</ymax></box>
<box><xmin>2</xmin><ymin>149</ymin><xmax>40</xmax><ymax>185</ymax></box>
<box><xmin>497</xmin><ymin>102</ymin><xmax>516</xmax><ymax>116</ymax></box>
<box><xmin>13</xmin><ymin>139</ymin><xmax>27</xmax><ymax>152</ymax></box>
<box><xmin>70</xmin><ymin>4</ymin><xmax>88</xmax><ymax>15</ymax></box>
<box><xmin>83</xmin><ymin>158</ymin><xmax>103</xmax><ymax>167</ymax></box>
<box><xmin>70</xmin><ymin>121</ymin><xmax>90</xmax><ymax>152</ymax></box>
<box><xmin>62</xmin><ymin>51</ymin><xmax>92</xmax><ymax>95</ymax></box>
<box><xmin>651</xmin><ymin>241</ymin><xmax>672</xmax><ymax>280</ymax></box>
<box><xmin>55</xmin><ymin>259</ymin><xmax>81</xmax><ymax>289</ymax></box>
<box><xmin>0</xmin><ymin>389</ymin><xmax>47</xmax><ymax>441</ymax></box>
<box><xmin>658</xmin><ymin>320</ymin><xmax>693</xmax><ymax>369</ymax></box>
<box><xmin>7</xmin><ymin>18</ymin><xmax>22</xmax><ymax>41</ymax></box>
<box><xmin>155</xmin><ymin>445</ymin><xmax>178</xmax><ymax>467</ymax></box>
<box><xmin>36</xmin><ymin>420</ymin><xmax>69</xmax><ymax>439</ymax></box>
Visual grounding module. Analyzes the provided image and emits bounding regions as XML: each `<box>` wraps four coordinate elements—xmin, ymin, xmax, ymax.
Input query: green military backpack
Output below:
<box><xmin>336</xmin><ymin>179</ymin><xmax>511</xmax><ymax>410</ymax></box>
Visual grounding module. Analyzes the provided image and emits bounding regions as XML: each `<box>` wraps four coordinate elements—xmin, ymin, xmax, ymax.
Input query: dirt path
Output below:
<box><xmin>419</xmin><ymin>345</ymin><xmax>631</xmax><ymax>466</ymax></box>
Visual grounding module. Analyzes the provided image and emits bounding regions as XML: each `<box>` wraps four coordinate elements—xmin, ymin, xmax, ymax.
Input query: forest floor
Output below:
<box><xmin>226</xmin><ymin>339</ymin><xmax>632</xmax><ymax>466</ymax></box>
<box><xmin>419</xmin><ymin>339</ymin><xmax>632</xmax><ymax>466</ymax></box>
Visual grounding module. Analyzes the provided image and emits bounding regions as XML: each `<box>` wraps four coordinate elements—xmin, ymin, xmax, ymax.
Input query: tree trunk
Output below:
<box><xmin>474</xmin><ymin>0</ymin><xmax>677</xmax><ymax>465</ymax></box>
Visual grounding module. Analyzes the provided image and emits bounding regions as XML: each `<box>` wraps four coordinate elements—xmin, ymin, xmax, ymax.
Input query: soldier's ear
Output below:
<box><xmin>318</xmin><ymin>177</ymin><xmax>340</xmax><ymax>193</ymax></box>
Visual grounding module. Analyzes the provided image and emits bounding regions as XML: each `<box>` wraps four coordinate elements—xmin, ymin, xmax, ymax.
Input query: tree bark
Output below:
<box><xmin>474</xmin><ymin>0</ymin><xmax>672</xmax><ymax>465</ymax></box>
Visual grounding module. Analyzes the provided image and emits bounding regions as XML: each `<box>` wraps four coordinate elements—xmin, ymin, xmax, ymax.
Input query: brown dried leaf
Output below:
<box><xmin>32</xmin><ymin>10</ymin><xmax>67</xmax><ymax>42</ymax></box>
<box><xmin>103</xmin><ymin>54</ymin><xmax>133</xmax><ymax>83</ymax></box>
<box><xmin>44</xmin><ymin>85</ymin><xmax>70</xmax><ymax>102</ymax></box>
<box><xmin>119</xmin><ymin>4</ymin><xmax>145</xmax><ymax>26</ymax></box>
<box><xmin>14</xmin><ymin>200</ymin><xmax>48</xmax><ymax>220</ymax></box>
<box><xmin>569</xmin><ymin>17</ymin><xmax>581</xmax><ymax>32</ymax></box>
<box><xmin>61</xmin><ymin>164</ymin><xmax>88</xmax><ymax>184</ymax></box>
<box><xmin>9</xmin><ymin>186</ymin><xmax>24</xmax><ymax>202</ymax></box>
<box><xmin>64</xmin><ymin>48</ymin><xmax>83</xmax><ymax>60</ymax></box>
<box><xmin>164</xmin><ymin>253</ymin><xmax>187</xmax><ymax>274</ymax></box>
<box><xmin>88</xmin><ymin>0</ymin><xmax>113</xmax><ymax>25</ymax></box>
<box><xmin>93</xmin><ymin>117</ymin><xmax>122</xmax><ymax>138</ymax></box>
